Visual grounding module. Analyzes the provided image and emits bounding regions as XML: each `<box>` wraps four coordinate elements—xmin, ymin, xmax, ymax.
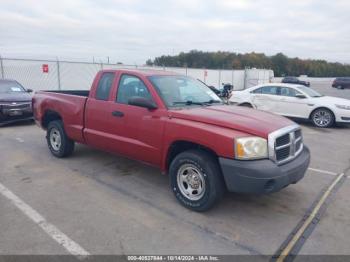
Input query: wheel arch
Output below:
<box><xmin>165</xmin><ymin>140</ymin><xmax>219</xmax><ymax>172</ymax></box>
<box><xmin>239</xmin><ymin>102</ymin><xmax>253</xmax><ymax>107</ymax></box>
<box><xmin>42</xmin><ymin>110</ymin><xmax>62</xmax><ymax>129</ymax></box>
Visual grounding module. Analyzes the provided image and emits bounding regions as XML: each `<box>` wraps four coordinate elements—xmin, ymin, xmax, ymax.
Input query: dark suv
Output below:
<box><xmin>0</xmin><ymin>79</ymin><xmax>33</xmax><ymax>126</ymax></box>
<box><xmin>282</xmin><ymin>76</ymin><xmax>310</xmax><ymax>87</ymax></box>
<box><xmin>332</xmin><ymin>77</ymin><xmax>350</xmax><ymax>89</ymax></box>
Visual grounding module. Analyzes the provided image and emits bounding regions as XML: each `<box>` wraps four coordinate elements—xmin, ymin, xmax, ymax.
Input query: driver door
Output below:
<box><xmin>112</xmin><ymin>74</ymin><xmax>165</xmax><ymax>166</ymax></box>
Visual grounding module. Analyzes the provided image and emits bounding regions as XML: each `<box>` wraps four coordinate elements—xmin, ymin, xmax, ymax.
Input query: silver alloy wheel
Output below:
<box><xmin>313</xmin><ymin>109</ymin><xmax>332</xmax><ymax>127</ymax></box>
<box><xmin>50</xmin><ymin>127</ymin><xmax>62</xmax><ymax>151</ymax></box>
<box><xmin>177</xmin><ymin>164</ymin><xmax>206</xmax><ymax>201</ymax></box>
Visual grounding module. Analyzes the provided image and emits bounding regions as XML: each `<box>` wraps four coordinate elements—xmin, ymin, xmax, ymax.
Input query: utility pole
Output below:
<box><xmin>244</xmin><ymin>67</ymin><xmax>248</xmax><ymax>90</ymax></box>
<box><xmin>107</xmin><ymin>56</ymin><xmax>110</xmax><ymax>64</ymax></box>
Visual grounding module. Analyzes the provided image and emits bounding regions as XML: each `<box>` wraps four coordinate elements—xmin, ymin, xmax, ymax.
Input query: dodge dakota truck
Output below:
<box><xmin>33</xmin><ymin>69</ymin><xmax>310</xmax><ymax>211</ymax></box>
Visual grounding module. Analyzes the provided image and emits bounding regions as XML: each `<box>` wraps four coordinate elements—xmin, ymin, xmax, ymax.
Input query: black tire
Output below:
<box><xmin>336</xmin><ymin>85</ymin><xmax>344</xmax><ymax>90</ymax></box>
<box><xmin>46</xmin><ymin>120</ymin><xmax>75</xmax><ymax>157</ymax></box>
<box><xmin>169</xmin><ymin>150</ymin><xmax>225</xmax><ymax>212</ymax></box>
<box><xmin>240</xmin><ymin>103</ymin><xmax>253</xmax><ymax>108</ymax></box>
<box><xmin>310</xmin><ymin>108</ymin><xmax>335</xmax><ymax>128</ymax></box>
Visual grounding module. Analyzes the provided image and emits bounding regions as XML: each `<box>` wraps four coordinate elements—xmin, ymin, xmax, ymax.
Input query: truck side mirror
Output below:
<box><xmin>128</xmin><ymin>96</ymin><xmax>158</xmax><ymax>110</ymax></box>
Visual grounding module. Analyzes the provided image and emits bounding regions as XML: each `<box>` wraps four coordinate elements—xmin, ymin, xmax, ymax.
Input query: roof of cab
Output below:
<box><xmin>100</xmin><ymin>68</ymin><xmax>181</xmax><ymax>77</ymax></box>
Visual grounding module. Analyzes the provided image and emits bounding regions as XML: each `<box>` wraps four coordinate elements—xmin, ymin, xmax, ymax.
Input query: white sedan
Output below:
<box><xmin>229</xmin><ymin>83</ymin><xmax>350</xmax><ymax>128</ymax></box>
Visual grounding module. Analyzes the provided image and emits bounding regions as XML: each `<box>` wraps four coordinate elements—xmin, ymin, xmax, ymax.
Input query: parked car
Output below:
<box><xmin>332</xmin><ymin>77</ymin><xmax>350</xmax><ymax>89</ymax></box>
<box><xmin>282</xmin><ymin>76</ymin><xmax>310</xmax><ymax>87</ymax></box>
<box><xmin>229</xmin><ymin>83</ymin><xmax>350</xmax><ymax>128</ymax></box>
<box><xmin>0</xmin><ymin>79</ymin><xmax>33</xmax><ymax>126</ymax></box>
<box><xmin>33</xmin><ymin>70</ymin><xmax>310</xmax><ymax>211</ymax></box>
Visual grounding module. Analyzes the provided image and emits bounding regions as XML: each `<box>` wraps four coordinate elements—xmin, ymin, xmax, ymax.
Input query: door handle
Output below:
<box><xmin>112</xmin><ymin>111</ymin><xmax>124</xmax><ymax>117</ymax></box>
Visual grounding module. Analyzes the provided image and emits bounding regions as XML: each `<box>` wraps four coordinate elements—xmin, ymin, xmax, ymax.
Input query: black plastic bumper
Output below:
<box><xmin>219</xmin><ymin>146</ymin><xmax>310</xmax><ymax>194</ymax></box>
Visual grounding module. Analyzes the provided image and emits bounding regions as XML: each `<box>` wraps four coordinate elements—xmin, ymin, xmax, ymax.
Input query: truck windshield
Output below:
<box><xmin>0</xmin><ymin>81</ymin><xmax>26</xmax><ymax>93</ymax></box>
<box><xmin>148</xmin><ymin>75</ymin><xmax>222</xmax><ymax>108</ymax></box>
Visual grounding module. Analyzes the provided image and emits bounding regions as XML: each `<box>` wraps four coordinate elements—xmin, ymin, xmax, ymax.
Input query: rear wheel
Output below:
<box><xmin>311</xmin><ymin>108</ymin><xmax>335</xmax><ymax>128</ymax></box>
<box><xmin>336</xmin><ymin>85</ymin><xmax>344</xmax><ymax>90</ymax></box>
<box><xmin>47</xmin><ymin>120</ymin><xmax>75</xmax><ymax>157</ymax></box>
<box><xmin>169</xmin><ymin>150</ymin><xmax>225</xmax><ymax>212</ymax></box>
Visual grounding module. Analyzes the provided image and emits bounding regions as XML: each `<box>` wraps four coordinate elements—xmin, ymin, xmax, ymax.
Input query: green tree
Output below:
<box><xmin>148</xmin><ymin>50</ymin><xmax>350</xmax><ymax>77</ymax></box>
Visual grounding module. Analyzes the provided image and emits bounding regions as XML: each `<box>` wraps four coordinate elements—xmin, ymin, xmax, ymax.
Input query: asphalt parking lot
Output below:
<box><xmin>0</xmin><ymin>80</ymin><xmax>350</xmax><ymax>260</ymax></box>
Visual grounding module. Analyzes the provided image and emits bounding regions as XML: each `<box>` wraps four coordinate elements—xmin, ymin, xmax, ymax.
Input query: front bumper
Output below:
<box><xmin>219</xmin><ymin>146</ymin><xmax>310</xmax><ymax>194</ymax></box>
<box><xmin>335</xmin><ymin>109</ymin><xmax>350</xmax><ymax>123</ymax></box>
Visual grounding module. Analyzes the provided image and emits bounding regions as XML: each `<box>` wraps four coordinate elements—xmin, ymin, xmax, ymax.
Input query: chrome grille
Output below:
<box><xmin>268</xmin><ymin>125</ymin><xmax>303</xmax><ymax>165</ymax></box>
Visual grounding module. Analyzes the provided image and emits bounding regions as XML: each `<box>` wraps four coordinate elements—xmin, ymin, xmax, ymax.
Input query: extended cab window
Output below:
<box><xmin>96</xmin><ymin>73</ymin><xmax>114</xmax><ymax>100</ymax></box>
<box><xmin>116</xmin><ymin>74</ymin><xmax>152</xmax><ymax>104</ymax></box>
<box><xmin>261</xmin><ymin>86</ymin><xmax>279</xmax><ymax>95</ymax></box>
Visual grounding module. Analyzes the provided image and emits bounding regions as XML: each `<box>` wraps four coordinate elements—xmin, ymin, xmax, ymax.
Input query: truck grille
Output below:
<box><xmin>268</xmin><ymin>125</ymin><xmax>303</xmax><ymax>165</ymax></box>
<box><xmin>276</xmin><ymin>146</ymin><xmax>290</xmax><ymax>161</ymax></box>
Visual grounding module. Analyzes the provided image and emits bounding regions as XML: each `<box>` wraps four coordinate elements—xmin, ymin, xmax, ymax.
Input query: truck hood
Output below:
<box><xmin>0</xmin><ymin>92</ymin><xmax>32</xmax><ymax>102</ymax></box>
<box><xmin>169</xmin><ymin>105</ymin><xmax>295</xmax><ymax>138</ymax></box>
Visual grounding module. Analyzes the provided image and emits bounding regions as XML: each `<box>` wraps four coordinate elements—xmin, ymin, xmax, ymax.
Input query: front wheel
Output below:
<box><xmin>310</xmin><ymin>108</ymin><xmax>335</xmax><ymax>128</ymax></box>
<box><xmin>169</xmin><ymin>150</ymin><xmax>225</xmax><ymax>212</ymax></box>
<box><xmin>47</xmin><ymin>120</ymin><xmax>75</xmax><ymax>157</ymax></box>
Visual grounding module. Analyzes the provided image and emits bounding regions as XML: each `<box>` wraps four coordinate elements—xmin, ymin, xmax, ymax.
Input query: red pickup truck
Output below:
<box><xmin>33</xmin><ymin>69</ymin><xmax>310</xmax><ymax>211</ymax></box>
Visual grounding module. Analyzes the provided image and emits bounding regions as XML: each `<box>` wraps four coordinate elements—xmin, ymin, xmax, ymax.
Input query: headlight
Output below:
<box><xmin>335</xmin><ymin>104</ymin><xmax>350</xmax><ymax>110</ymax></box>
<box><xmin>235</xmin><ymin>137</ymin><xmax>268</xmax><ymax>160</ymax></box>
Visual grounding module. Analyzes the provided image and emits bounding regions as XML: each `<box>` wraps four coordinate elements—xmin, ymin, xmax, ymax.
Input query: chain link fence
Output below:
<box><xmin>0</xmin><ymin>57</ymin><xmax>274</xmax><ymax>91</ymax></box>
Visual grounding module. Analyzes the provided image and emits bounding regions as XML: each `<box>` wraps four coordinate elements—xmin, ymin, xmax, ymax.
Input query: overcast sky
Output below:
<box><xmin>0</xmin><ymin>0</ymin><xmax>349</xmax><ymax>64</ymax></box>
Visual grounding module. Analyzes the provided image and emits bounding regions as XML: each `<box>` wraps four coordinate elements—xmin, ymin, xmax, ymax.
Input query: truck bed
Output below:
<box><xmin>33</xmin><ymin>90</ymin><xmax>89</xmax><ymax>143</ymax></box>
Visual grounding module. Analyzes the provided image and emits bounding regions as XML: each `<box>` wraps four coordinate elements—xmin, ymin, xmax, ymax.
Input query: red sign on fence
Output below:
<box><xmin>42</xmin><ymin>64</ymin><xmax>49</xmax><ymax>73</ymax></box>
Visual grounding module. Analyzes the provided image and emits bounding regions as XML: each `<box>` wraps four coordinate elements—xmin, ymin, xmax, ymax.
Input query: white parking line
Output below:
<box><xmin>0</xmin><ymin>182</ymin><xmax>90</xmax><ymax>258</ymax></box>
<box><xmin>276</xmin><ymin>172</ymin><xmax>346</xmax><ymax>261</ymax></box>
<box><xmin>308</xmin><ymin>167</ymin><xmax>338</xmax><ymax>176</ymax></box>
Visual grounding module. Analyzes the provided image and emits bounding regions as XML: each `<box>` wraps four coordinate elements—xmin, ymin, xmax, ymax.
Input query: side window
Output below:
<box><xmin>116</xmin><ymin>74</ymin><xmax>152</xmax><ymax>104</ymax></box>
<box><xmin>96</xmin><ymin>73</ymin><xmax>114</xmax><ymax>100</ymax></box>
<box><xmin>251</xmin><ymin>88</ymin><xmax>262</xmax><ymax>94</ymax></box>
<box><xmin>280</xmin><ymin>87</ymin><xmax>301</xmax><ymax>97</ymax></box>
<box><xmin>261</xmin><ymin>86</ymin><xmax>279</xmax><ymax>95</ymax></box>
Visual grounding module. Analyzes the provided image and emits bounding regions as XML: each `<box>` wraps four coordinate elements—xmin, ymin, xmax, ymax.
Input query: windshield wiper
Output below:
<box><xmin>173</xmin><ymin>100</ymin><xmax>223</xmax><ymax>106</ymax></box>
<box><xmin>173</xmin><ymin>101</ymin><xmax>206</xmax><ymax>106</ymax></box>
<box><xmin>202</xmin><ymin>99</ymin><xmax>223</xmax><ymax>105</ymax></box>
